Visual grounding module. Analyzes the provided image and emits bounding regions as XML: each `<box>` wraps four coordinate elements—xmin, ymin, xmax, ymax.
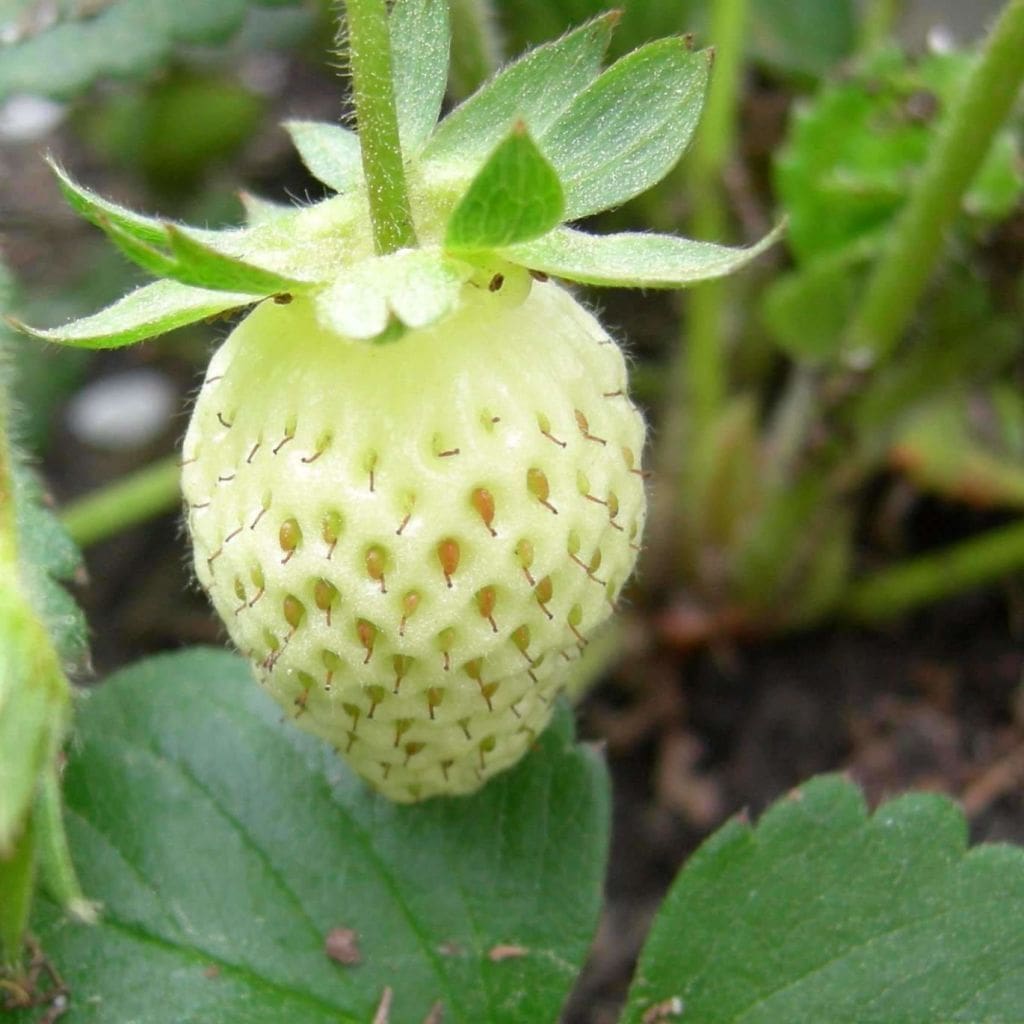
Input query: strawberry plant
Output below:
<box><xmin>3</xmin><ymin>1</ymin><xmax>1024</xmax><ymax>1022</ymax></box>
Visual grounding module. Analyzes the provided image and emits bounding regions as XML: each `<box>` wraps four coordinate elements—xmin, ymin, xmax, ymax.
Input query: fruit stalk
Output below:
<box><xmin>844</xmin><ymin>0</ymin><xmax>1024</xmax><ymax>362</ymax></box>
<box><xmin>344</xmin><ymin>0</ymin><xmax>419</xmax><ymax>254</ymax></box>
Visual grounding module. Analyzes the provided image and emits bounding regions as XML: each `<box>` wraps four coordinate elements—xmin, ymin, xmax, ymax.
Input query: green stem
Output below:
<box><xmin>345</xmin><ymin>0</ymin><xmax>418</xmax><ymax>255</ymax></box>
<box><xmin>858</xmin><ymin>0</ymin><xmax>902</xmax><ymax>56</ymax></box>
<box><xmin>683</xmin><ymin>0</ymin><xmax>748</xmax><ymax>442</ymax></box>
<box><xmin>842</xmin><ymin>517</ymin><xmax>1024</xmax><ymax>622</ymax></box>
<box><xmin>0</xmin><ymin>815</ymin><xmax>35</xmax><ymax>972</ymax></box>
<box><xmin>844</xmin><ymin>0</ymin><xmax>1024</xmax><ymax>363</ymax></box>
<box><xmin>448</xmin><ymin>0</ymin><xmax>502</xmax><ymax>99</ymax></box>
<box><xmin>60</xmin><ymin>455</ymin><xmax>181</xmax><ymax>549</ymax></box>
<box><xmin>35</xmin><ymin>765</ymin><xmax>94</xmax><ymax>924</ymax></box>
<box><xmin>649</xmin><ymin>0</ymin><xmax>749</xmax><ymax>576</ymax></box>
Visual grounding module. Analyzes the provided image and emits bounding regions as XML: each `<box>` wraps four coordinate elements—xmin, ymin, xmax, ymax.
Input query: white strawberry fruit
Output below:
<box><xmin>182</xmin><ymin>277</ymin><xmax>645</xmax><ymax>799</ymax></box>
<box><xmin>22</xmin><ymin>2</ymin><xmax>776</xmax><ymax>800</ymax></box>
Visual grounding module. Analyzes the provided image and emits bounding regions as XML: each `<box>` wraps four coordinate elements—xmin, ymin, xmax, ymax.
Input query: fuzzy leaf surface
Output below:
<box><xmin>16</xmin><ymin>648</ymin><xmax>610</xmax><ymax>1024</ymax></box>
<box><xmin>51</xmin><ymin>160</ymin><xmax>349</xmax><ymax>285</ymax></box>
<box><xmin>446</xmin><ymin>127</ymin><xmax>564</xmax><ymax>249</ymax></box>
<box><xmin>504</xmin><ymin>225</ymin><xmax>781</xmax><ymax>287</ymax></box>
<box><xmin>623</xmin><ymin>775</ymin><xmax>1024</xmax><ymax>1023</ymax></box>
<box><xmin>0</xmin><ymin>0</ymin><xmax>302</xmax><ymax>101</ymax></box>
<box><xmin>163</xmin><ymin>226</ymin><xmax>313</xmax><ymax>294</ymax></box>
<box><xmin>49</xmin><ymin>160</ymin><xmax>173</xmax><ymax>247</ymax></box>
<box><xmin>284</xmin><ymin>121</ymin><xmax>363</xmax><ymax>194</ymax></box>
<box><xmin>17</xmin><ymin>280</ymin><xmax>255</xmax><ymax>349</ymax></box>
<box><xmin>390</xmin><ymin>0</ymin><xmax>450</xmax><ymax>155</ymax></box>
<box><xmin>541</xmin><ymin>40</ymin><xmax>710</xmax><ymax>219</ymax></box>
<box><xmin>423</xmin><ymin>13</ymin><xmax>615</xmax><ymax>167</ymax></box>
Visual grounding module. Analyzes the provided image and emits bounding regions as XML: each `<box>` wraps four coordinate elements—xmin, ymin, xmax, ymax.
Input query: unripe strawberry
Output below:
<box><xmin>24</xmin><ymin>7</ymin><xmax>774</xmax><ymax>801</ymax></box>
<box><xmin>181</xmin><ymin>273</ymin><xmax>645</xmax><ymax>800</ymax></box>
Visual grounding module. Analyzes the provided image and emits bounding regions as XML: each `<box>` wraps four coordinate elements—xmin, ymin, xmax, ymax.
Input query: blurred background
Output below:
<box><xmin>1</xmin><ymin>2</ymin><xmax>1022</xmax><ymax>1021</ymax></box>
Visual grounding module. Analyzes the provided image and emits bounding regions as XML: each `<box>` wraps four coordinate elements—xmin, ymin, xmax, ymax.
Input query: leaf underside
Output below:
<box><xmin>16</xmin><ymin>649</ymin><xmax>610</xmax><ymax>1024</ymax></box>
<box><xmin>284</xmin><ymin>121</ymin><xmax>364</xmax><ymax>195</ymax></box>
<box><xmin>390</xmin><ymin>0</ymin><xmax>451</xmax><ymax>156</ymax></box>
<box><xmin>16</xmin><ymin>280</ymin><xmax>256</xmax><ymax>349</ymax></box>
<box><xmin>504</xmin><ymin>225</ymin><xmax>783</xmax><ymax>288</ymax></box>
<box><xmin>623</xmin><ymin>775</ymin><xmax>1024</xmax><ymax>1024</ymax></box>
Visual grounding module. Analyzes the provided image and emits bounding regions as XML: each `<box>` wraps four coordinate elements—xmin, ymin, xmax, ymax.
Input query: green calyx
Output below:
<box><xmin>18</xmin><ymin>1</ymin><xmax>779</xmax><ymax>350</ymax></box>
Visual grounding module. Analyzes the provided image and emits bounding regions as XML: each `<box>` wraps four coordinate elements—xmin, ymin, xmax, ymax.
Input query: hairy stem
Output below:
<box><xmin>344</xmin><ymin>0</ymin><xmax>418</xmax><ymax>254</ymax></box>
<box><xmin>61</xmin><ymin>455</ymin><xmax>181</xmax><ymax>549</ymax></box>
<box><xmin>844</xmin><ymin>0</ymin><xmax>1024</xmax><ymax>362</ymax></box>
<box><xmin>842</xmin><ymin>517</ymin><xmax>1024</xmax><ymax>622</ymax></box>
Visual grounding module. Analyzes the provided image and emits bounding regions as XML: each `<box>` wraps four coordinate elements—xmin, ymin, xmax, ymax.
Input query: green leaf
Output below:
<box><xmin>494</xmin><ymin>0</ymin><xmax>699</xmax><ymax>65</ymax></box>
<box><xmin>164</xmin><ymin>226</ymin><xmax>313</xmax><ymax>294</ymax></box>
<box><xmin>14</xmin><ymin>280</ymin><xmax>256</xmax><ymax>350</ymax></box>
<box><xmin>623</xmin><ymin>775</ymin><xmax>1024</xmax><ymax>1024</ymax></box>
<box><xmin>99</xmin><ymin>219</ymin><xmax>310</xmax><ymax>295</ymax></box>
<box><xmin>316</xmin><ymin>249</ymin><xmax>473</xmax><ymax>339</ymax></box>
<box><xmin>541</xmin><ymin>40</ymin><xmax>711</xmax><ymax>220</ymax></box>
<box><xmin>494</xmin><ymin>0</ymin><xmax>854</xmax><ymax>80</ymax></box>
<box><xmin>423</xmin><ymin>12</ymin><xmax>616</xmax><ymax>167</ymax></box>
<box><xmin>504</xmin><ymin>224</ymin><xmax>782</xmax><ymax>288</ymax></box>
<box><xmin>775</xmin><ymin>48</ymin><xmax>1024</xmax><ymax>263</ymax></box>
<box><xmin>0</xmin><ymin>0</ymin><xmax>303</xmax><ymax>102</ymax></box>
<box><xmin>19</xmin><ymin>648</ymin><xmax>610</xmax><ymax>1023</ymax></box>
<box><xmin>284</xmin><ymin>121</ymin><xmax>364</xmax><ymax>194</ymax></box>
<box><xmin>49</xmin><ymin>159</ymin><xmax>170</xmax><ymax>247</ymax></box>
<box><xmin>446</xmin><ymin>126</ymin><xmax>564</xmax><ymax>249</ymax></box>
<box><xmin>391</xmin><ymin>0</ymin><xmax>451</xmax><ymax>155</ymax></box>
<box><xmin>50</xmin><ymin>159</ymin><xmax>352</xmax><ymax>287</ymax></box>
